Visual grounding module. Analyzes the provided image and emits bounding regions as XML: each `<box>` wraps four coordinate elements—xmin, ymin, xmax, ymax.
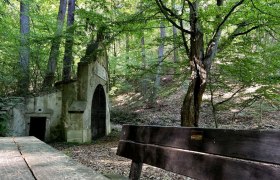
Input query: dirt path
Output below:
<box><xmin>50</xmin><ymin>135</ymin><xmax>188</xmax><ymax>180</ymax></box>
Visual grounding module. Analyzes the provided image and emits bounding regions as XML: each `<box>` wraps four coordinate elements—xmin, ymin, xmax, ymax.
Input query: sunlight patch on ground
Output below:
<box><xmin>202</xmin><ymin>94</ymin><xmax>211</xmax><ymax>100</ymax></box>
<box><xmin>135</xmin><ymin>109</ymin><xmax>145</xmax><ymax>113</ymax></box>
<box><xmin>203</xmin><ymin>85</ymin><xmax>262</xmax><ymax>102</ymax></box>
<box><xmin>244</xmin><ymin>85</ymin><xmax>262</xmax><ymax>94</ymax></box>
<box><xmin>230</xmin><ymin>108</ymin><xmax>239</xmax><ymax>113</ymax></box>
<box><xmin>96</xmin><ymin>159</ymin><xmax>131</xmax><ymax>166</ymax></box>
<box><xmin>113</xmin><ymin>93</ymin><xmax>141</xmax><ymax>106</ymax></box>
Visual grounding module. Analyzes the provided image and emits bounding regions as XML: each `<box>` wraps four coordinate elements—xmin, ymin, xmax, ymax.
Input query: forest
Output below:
<box><xmin>0</xmin><ymin>0</ymin><xmax>280</xmax><ymax>130</ymax></box>
<box><xmin>0</xmin><ymin>0</ymin><xmax>280</xmax><ymax>179</ymax></box>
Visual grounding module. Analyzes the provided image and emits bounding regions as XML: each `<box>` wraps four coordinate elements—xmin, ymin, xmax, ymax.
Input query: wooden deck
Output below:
<box><xmin>0</xmin><ymin>137</ymin><xmax>109</xmax><ymax>180</ymax></box>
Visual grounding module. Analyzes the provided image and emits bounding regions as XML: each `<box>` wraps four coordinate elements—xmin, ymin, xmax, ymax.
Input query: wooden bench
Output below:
<box><xmin>117</xmin><ymin>125</ymin><xmax>280</xmax><ymax>180</ymax></box>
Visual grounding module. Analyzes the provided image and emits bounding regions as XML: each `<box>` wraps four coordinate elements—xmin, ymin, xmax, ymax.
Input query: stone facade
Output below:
<box><xmin>6</xmin><ymin>50</ymin><xmax>110</xmax><ymax>143</ymax></box>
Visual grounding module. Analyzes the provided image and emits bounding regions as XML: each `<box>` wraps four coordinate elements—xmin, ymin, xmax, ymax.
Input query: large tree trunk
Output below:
<box><xmin>18</xmin><ymin>0</ymin><xmax>30</xmax><ymax>95</ymax></box>
<box><xmin>181</xmin><ymin>74</ymin><xmax>207</xmax><ymax>126</ymax></box>
<box><xmin>42</xmin><ymin>0</ymin><xmax>67</xmax><ymax>89</ymax></box>
<box><xmin>181</xmin><ymin>0</ymin><xmax>223</xmax><ymax>127</ymax></box>
<box><xmin>181</xmin><ymin>2</ymin><xmax>207</xmax><ymax>127</ymax></box>
<box><xmin>63</xmin><ymin>0</ymin><xmax>75</xmax><ymax>82</ymax></box>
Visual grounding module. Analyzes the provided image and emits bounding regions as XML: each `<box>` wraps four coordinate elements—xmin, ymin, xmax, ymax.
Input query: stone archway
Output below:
<box><xmin>91</xmin><ymin>84</ymin><xmax>106</xmax><ymax>140</ymax></box>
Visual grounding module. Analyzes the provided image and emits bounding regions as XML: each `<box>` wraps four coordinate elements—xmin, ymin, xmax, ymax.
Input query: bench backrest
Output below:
<box><xmin>117</xmin><ymin>125</ymin><xmax>280</xmax><ymax>180</ymax></box>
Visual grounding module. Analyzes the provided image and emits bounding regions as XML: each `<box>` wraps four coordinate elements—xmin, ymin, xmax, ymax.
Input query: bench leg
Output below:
<box><xmin>129</xmin><ymin>161</ymin><xmax>143</xmax><ymax>180</ymax></box>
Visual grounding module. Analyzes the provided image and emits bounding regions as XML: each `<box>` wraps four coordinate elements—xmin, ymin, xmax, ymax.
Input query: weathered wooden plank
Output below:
<box><xmin>117</xmin><ymin>140</ymin><xmax>280</xmax><ymax>180</ymax></box>
<box><xmin>0</xmin><ymin>137</ymin><xmax>35</xmax><ymax>180</ymax></box>
<box><xmin>120</xmin><ymin>125</ymin><xmax>280</xmax><ymax>165</ymax></box>
<box><xmin>14</xmin><ymin>137</ymin><xmax>108</xmax><ymax>180</ymax></box>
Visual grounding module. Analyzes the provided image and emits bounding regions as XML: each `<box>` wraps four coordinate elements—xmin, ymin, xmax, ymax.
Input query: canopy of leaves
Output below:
<box><xmin>0</xmin><ymin>0</ymin><xmax>279</xmax><ymax>110</ymax></box>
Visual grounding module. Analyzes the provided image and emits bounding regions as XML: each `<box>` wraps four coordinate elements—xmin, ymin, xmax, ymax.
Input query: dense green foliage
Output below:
<box><xmin>0</xmin><ymin>0</ymin><xmax>279</xmax><ymax>112</ymax></box>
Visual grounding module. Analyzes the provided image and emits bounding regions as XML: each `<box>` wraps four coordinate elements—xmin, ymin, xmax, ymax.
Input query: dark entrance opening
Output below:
<box><xmin>29</xmin><ymin>117</ymin><xmax>46</xmax><ymax>141</ymax></box>
<box><xmin>91</xmin><ymin>84</ymin><xmax>106</xmax><ymax>140</ymax></box>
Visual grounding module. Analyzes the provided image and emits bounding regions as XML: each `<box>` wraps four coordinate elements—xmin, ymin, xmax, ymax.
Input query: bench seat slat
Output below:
<box><xmin>117</xmin><ymin>140</ymin><xmax>280</xmax><ymax>180</ymax></box>
<box><xmin>120</xmin><ymin>125</ymin><xmax>280</xmax><ymax>165</ymax></box>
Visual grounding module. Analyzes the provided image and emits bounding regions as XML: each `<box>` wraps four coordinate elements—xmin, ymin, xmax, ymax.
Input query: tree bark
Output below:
<box><xmin>181</xmin><ymin>2</ymin><xmax>206</xmax><ymax>127</ymax></box>
<box><xmin>139</xmin><ymin>0</ymin><xmax>148</xmax><ymax>97</ymax></box>
<box><xmin>63</xmin><ymin>0</ymin><xmax>75</xmax><ymax>82</ymax></box>
<box><xmin>140</xmin><ymin>34</ymin><xmax>148</xmax><ymax>96</ymax></box>
<box><xmin>181</xmin><ymin>1</ymin><xmax>223</xmax><ymax>127</ymax></box>
<box><xmin>125</xmin><ymin>33</ymin><xmax>129</xmax><ymax>61</ymax></box>
<box><xmin>171</xmin><ymin>0</ymin><xmax>178</xmax><ymax>63</ymax></box>
<box><xmin>18</xmin><ymin>0</ymin><xmax>30</xmax><ymax>95</ymax></box>
<box><xmin>149</xmin><ymin>22</ymin><xmax>165</xmax><ymax>106</ymax></box>
<box><xmin>80</xmin><ymin>26</ymin><xmax>105</xmax><ymax>63</ymax></box>
<box><xmin>42</xmin><ymin>0</ymin><xmax>67</xmax><ymax>89</ymax></box>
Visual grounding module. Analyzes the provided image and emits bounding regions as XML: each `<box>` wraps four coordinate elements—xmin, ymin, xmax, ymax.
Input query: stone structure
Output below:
<box><xmin>4</xmin><ymin>50</ymin><xmax>110</xmax><ymax>143</ymax></box>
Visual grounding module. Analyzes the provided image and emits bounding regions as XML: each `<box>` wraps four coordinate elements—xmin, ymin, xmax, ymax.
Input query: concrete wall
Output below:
<box><xmin>9</xmin><ymin>103</ymin><xmax>26</xmax><ymax>136</ymax></box>
<box><xmin>7</xmin><ymin>46</ymin><xmax>110</xmax><ymax>143</ymax></box>
<box><xmin>66</xmin><ymin>60</ymin><xmax>110</xmax><ymax>143</ymax></box>
<box><xmin>25</xmin><ymin>92</ymin><xmax>62</xmax><ymax>142</ymax></box>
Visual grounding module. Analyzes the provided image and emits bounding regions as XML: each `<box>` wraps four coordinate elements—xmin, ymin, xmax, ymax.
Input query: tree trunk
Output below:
<box><xmin>181</xmin><ymin>0</ymin><xmax>223</xmax><ymax>127</ymax></box>
<box><xmin>18</xmin><ymin>0</ymin><xmax>30</xmax><ymax>95</ymax></box>
<box><xmin>155</xmin><ymin>0</ymin><xmax>242</xmax><ymax>126</ymax></box>
<box><xmin>181</xmin><ymin>76</ymin><xmax>207</xmax><ymax>126</ymax></box>
<box><xmin>140</xmin><ymin>34</ymin><xmax>148</xmax><ymax>96</ymax></box>
<box><xmin>138</xmin><ymin>1</ymin><xmax>148</xmax><ymax>97</ymax></box>
<box><xmin>42</xmin><ymin>0</ymin><xmax>67</xmax><ymax>89</ymax></box>
<box><xmin>63</xmin><ymin>0</ymin><xmax>75</xmax><ymax>82</ymax></box>
<box><xmin>125</xmin><ymin>33</ymin><xmax>129</xmax><ymax>61</ymax></box>
<box><xmin>181</xmin><ymin>2</ymin><xmax>206</xmax><ymax>127</ymax></box>
<box><xmin>171</xmin><ymin>0</ymin><xmax>178</xmax><ymax>63</ymax></box>
<box><xmin>111</xmin><ymin>41</ymin><xmax>117</xmax><ymax>87</ymax></box>
<box><xmin>172</xmin><ymin>26</ymin><xmax>178</xmax><ymax>62</ymax></box>
<box><xmin>80</xmin><ymin>26</ymin><xmax>105</xmax><ymax>63</ymax></box>
<box><xmin>149</xmin><ymin>22</ymin><xmax>165</xmax><ymax>106</ymax></box>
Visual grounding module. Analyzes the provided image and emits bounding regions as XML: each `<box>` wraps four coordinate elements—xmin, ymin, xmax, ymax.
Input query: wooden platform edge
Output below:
<box><xmin>13</xmin><ymin>137</ymin><xmax>109</xmax><ymax>180</ymax></box>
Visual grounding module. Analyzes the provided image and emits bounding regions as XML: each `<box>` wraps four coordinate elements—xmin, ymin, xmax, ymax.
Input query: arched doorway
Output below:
<box><xmin>91</xmin><ymin>84</ymin><xmax>106</xmax><ymax>140</ymax></box>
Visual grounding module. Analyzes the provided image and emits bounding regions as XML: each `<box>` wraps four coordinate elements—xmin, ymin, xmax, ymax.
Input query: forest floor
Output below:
<box><xmin>50</xmin><ymin>85</ymin><xmax>280</xmax><ymax>180</ymax></box>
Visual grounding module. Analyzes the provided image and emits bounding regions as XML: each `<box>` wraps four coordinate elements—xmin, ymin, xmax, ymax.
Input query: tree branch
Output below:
<box><xmin>180</xmin><ymin>20</ymin><xmax>190</xmax><ymax>57</ymax></box>
<box><xmin>203</xmin><ymin>0</ymin><xmax>224</xmax><ymax>71</ymax></box>
<box><xmin>155</xmin><ymin>0</ymin><xmax>192</xmax><ymax>34</ymax></box>
<box><xmin>250</xmin><ymin>0</ymin><xmax>280</xmax><ymax>18</ymax></box>
<box><xmin>219</xmin><ymin>23</ymin><xmax>262</xmax><ymax>52</ymax></box>
<box><xmin>230</xmin><ymin>25</ymin><xmax>260</xmax><ymax>37</ymax></box>
<box><xmin>216</xmin><ymin>85</ymin><xmax>245</xmax><ymax>105</ymax></box>
<box><xmin>179</xmin><ymin>0</ymin><xmax>186</xmax><ymax>16</ymax></box>
<box><xmin>265</xmin><ymin>27</ymin><xmax>279</xmax><ymax>41</ymax></box>
<box><xmin>217</xmin><ymin>0</ymin><xmax>223</xmax><ymax>6</ymax></box>
<box><xmin>212</xmin><ymin>0</ymin><xmax>245</xmax><ymax>41</ymax></box>
<box><xmin>185</xmin><ymin>0</ymin><xmax>195</xmax><ymax>12</ymax></box>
